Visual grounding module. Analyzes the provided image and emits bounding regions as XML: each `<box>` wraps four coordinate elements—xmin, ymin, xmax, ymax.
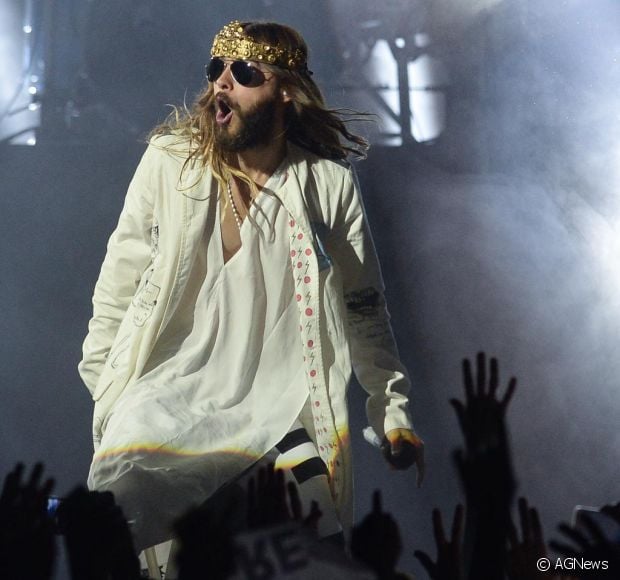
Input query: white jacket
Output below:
<box><xmin>79</xmin><ymin>136</ymin><xmax>414</xmax><ymax>530</ymax></box>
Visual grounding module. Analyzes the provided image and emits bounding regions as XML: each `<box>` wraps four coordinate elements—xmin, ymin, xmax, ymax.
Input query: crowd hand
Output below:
<box><xmin>453</xmin><ymin>446</ymin><xmax>514</xmax><ymax>580</ymax></box>
<box><xmin>351</xmin><ymin>490</ymin><xmax>403</xmax><ymax>579</ymax></box>
<box><xmin>382</xmin><ymin>428</ymin><xmax>425</xmax><ymax>485</ymax></box>
<box><xmin>0</xmin><ymin>462</ymin><xmax>55</xmax><ymax>580</ymax></box>
<box><xmin>286</xmin><ymin>476</ymin><xmax>322</xmax><ymax>533</ymax></box>
<box><xmin>59</xmin><ymin>486</ymin><xmax>140</xmax><ymax>580</ymax></box>
<box><xmin>506</xmin><ymin>497</ymin><xmax>549</xmax><ymax>580</ymax></box>
<box><xmin>246</xmin><ymin>463</ymin><xmax>321</xmax><ymax>532</ymax></box>
<box><xmin>450</xmin><ymin>352</ymin><xmax>516</xmax><ymax>455</ymax></box>
<box><xmin>174</xmin><ymin>500</ymin><xmax>236</xmax><ymax>580</ymax></box>
<box><xmin>451</xmin><ymin>353</ymin><xmax>517</xmax><ymax>511</ymax></box>
<box><xmin>601</xmin><ymin>502</ymin><xmax>620</xmax><ymax>525</ymax></box>
<box><xmin>453</xmin><ymin>437</ymin><xmax>515</xmax><ymax>514</ymax></box>
<box><xmin>414</xmin><ymin>504</ymin><xmax>464</xmax><ymax>580</ymax></box>
<box><xmin>176</xmin><ymin>469</ymin><xmax>321</xmax><ymax>580</ymax></box>
<box><xmin>549</xmin><ymin>511</ymin><xmax>620</xmax><ymax>579</ymax></box>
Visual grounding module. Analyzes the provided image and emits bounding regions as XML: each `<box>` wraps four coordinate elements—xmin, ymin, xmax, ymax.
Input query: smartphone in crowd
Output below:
<box><xmin>572</xmin><ymin>505</ymin><xmax>620</xmax><ymax>544</ymax></box>
<box><xmin>46</xmin><ymin>496</ymin><xmax>64</xmax><ymax>534</ymax></box>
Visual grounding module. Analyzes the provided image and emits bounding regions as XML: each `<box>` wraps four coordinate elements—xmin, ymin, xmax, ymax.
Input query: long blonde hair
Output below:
<box><xmin>149</xmin><ymin>21</ymin><xmax>369</xmax><ymax>194</ymax></box>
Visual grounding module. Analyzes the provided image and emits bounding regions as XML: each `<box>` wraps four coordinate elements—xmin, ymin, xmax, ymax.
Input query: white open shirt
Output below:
<box><xmin>88</xmin><ymin>159</ymin><xmax>309</xmax><ymax>549</ymax></box>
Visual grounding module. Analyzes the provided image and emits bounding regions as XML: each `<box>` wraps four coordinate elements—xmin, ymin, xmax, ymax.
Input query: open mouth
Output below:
<box><xmin>215</xmin><ymin>96</ymin><xmax>233</xmax><ymax>125</ymax></box>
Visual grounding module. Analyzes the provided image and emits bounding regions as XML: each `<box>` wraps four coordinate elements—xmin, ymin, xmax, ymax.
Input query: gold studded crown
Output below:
<box><xmin>210</xmin><ymin>20</ymin><xmax>308</xmax><ymax>71</ymax></box>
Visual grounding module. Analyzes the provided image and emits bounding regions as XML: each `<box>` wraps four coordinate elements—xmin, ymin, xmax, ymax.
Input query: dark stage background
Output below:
<box><xmin>1</xmin><ymin>1</ymin><xmax>619</xmax><ymax>577</ymax></box>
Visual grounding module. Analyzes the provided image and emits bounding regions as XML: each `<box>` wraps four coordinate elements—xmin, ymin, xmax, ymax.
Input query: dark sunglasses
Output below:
<box><xmin>205</xmin><ymin>57</ymin><xmax>268</xmax><ymax>87</ymax></box>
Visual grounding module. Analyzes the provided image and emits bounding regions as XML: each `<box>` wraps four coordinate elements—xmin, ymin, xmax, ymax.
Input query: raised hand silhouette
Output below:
<box><xmin>0</xmin><ymin>463</ymin><xmax>55</xmax><ymax>580</ymax></box>
<box><xmin>59</xmin><ymin>486</ymin><xmax>140</xmax><ymax>580</ymax></box>
<box><xmin>351</xmin><ymin>490</ymin><xmax>403</xmax><ymax>579</ymax></box>
<box><xmin>414</xmin><ymin>504</ymin><xmax>464</xmax><ymax>580</ymax></box>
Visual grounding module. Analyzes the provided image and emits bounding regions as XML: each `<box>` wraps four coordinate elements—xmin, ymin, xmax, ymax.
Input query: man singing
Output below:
<box><xmin>79</xmin><ymin>20</ymin><xmax>424</xmax><ymax>551</ymax></box>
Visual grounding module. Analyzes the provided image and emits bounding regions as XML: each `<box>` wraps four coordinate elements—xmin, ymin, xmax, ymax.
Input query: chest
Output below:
<box><xmin>219</xmin><ymin>202</ymin><xmax>242</xmax><ymax>264</ymax></box>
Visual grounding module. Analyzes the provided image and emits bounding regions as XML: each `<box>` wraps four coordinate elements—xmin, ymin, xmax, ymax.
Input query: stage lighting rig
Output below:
<box><xmin>328</xmin><ymin>0</ymin><xmax>448</xmax><ymax>146</ymax></box>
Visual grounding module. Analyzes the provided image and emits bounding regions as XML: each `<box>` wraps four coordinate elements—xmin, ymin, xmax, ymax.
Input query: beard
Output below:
<box><xmin>214</xmin><ymin>97</ymin><xmax>279</xmax><ymax>152</ymax></box>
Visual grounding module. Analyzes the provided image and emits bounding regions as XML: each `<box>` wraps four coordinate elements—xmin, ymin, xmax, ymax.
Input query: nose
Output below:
<box><xmin>215</xmin><ymin>62</ymin><xmax>234</xmax><ymax>90</ymax></box>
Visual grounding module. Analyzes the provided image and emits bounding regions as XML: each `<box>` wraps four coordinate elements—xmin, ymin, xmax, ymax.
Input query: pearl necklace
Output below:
<box><xmin>227</xmin><ymin>180</ymin><xmax>243</xmax><ymax>231</ymax></box>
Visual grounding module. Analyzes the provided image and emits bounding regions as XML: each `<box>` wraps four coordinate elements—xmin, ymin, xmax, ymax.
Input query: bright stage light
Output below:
<box><xmin>0</xmin><ymin>0</ymin><xmax>42</xmax><ymax>145</ymax></box>
<box><xmin>361</xmin><ymin>36</ymin><xmax>447</xmax><ymax>145</ymax></box>
<box><xmin>408</xmin><ymin>53</ymin><xmax>448</xmax><ymax>143</ymax></box>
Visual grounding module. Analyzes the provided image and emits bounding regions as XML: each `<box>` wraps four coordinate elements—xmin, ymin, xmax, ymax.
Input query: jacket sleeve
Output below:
<box><xmin>78</xmin><ymin>146</ymin><xmax>156</xmax><ymax>395</ymax></box>
<box><xmin>329</xmin><ymin>165</ymin><xmax>414</xmax><ymax>440</ymax></box>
